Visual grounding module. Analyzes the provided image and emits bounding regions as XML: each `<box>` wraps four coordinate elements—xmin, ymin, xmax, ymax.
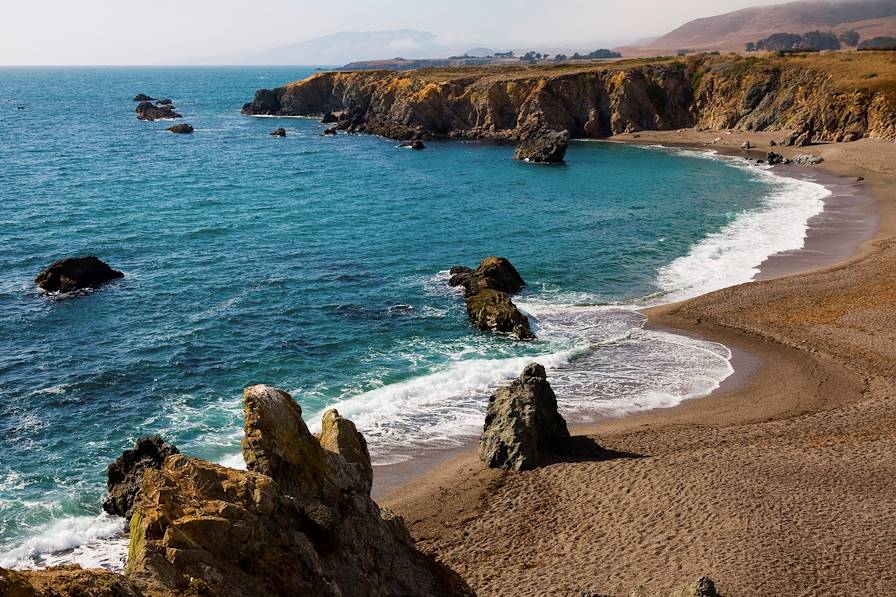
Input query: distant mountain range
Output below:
<box><xmin>620</xmin><ymin>0</ymin><xmax>896</xmax><ymax>55</ymax></box>
<box><xmin>195</xmin><ymin>30</ymin><xmax>484</xmax><ymax>65</ymax></box>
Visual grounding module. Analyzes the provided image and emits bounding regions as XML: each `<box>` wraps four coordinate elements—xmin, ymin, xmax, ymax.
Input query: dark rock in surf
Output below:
<box><xmin>241</xmin><ymin>88</ymin><xmax>282</xmax><ymax>115</ymax></box>
<box><xmin>400</xmin><ymin>140</ymin><xmax>426</xmax><ymax>150</ymax></box>
<box><xmin>479</xmin><ymin>364</ymin><xmax>571</xmax><ymax>470</ymax></box>
<box><xmin>271</xmin><ymin>127</ymin><xmax>287</xmax><ymax>137</ymax></box>
<box><xmin>513</xmin><ymin>129</ymin><xmax>569</xmax><ymax>163</ymax></box>
<box><xmin>35</xmin><ymin>256</ymin><xmax>124</xmax><ymax>293</ymax></box>
<box><xmin>323</xmin><ymin>127</ymin><xmax>338</xmax><ymax>136</ymax></box>
<box><xmin>133</xmin><ymin>93</ymin><xmax>155</xmax><ymax>102</ymax></box>
<box><xmin>136</xmin><ymin>101</ymin><xmax>181</xmax><ymax>121</ymax></box>
<box><xmin>156</xmin><ymin>98</ymin><xmax>173</xmax><ymax>105</ymax></box>
<box><xmin>449</xmin><ymin>257</ymin><xmax>532</xmax><ymax>339</ymax></box>
<box><xmin>103</xmin><ymin>435</ymin><xmax>179</xmax><ymax>520</ymax></box>
<box><xmin>167</xmin><ymin>123</ymin><xmax>194</xmax><ymax>134</ymax></box>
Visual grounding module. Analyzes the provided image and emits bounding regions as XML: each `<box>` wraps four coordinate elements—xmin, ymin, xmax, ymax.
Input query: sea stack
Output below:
<box><xmin>448</xmin><ymin>256</ymin><xmax>533</xmax><ymax>339</ymax></box>
<box><xmin>479</xmin><ymin>363</ymin><xmax>571</xmax><ymax>470</ymax></box>
<box><xmin>35</xmin><ymin>256</ymin><xmax>124</xmax><ymax>293</ymax></box>
<box><xmin>513</xmin><ymin>129</ymin><xmax>570</xmax><ymax>163</ymax></box>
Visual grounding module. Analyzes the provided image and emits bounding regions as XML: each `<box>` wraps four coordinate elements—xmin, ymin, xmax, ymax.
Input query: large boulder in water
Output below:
<box><xmin>448</xmin><ymin>257</ymin><xmax>532</xmax><ymax>339</ymax></box>
<box><xmin>122</xmin><ymin>384</ymin><xmax>473</xmax><ymax>597</ymax></box>
<box><xmin>465</xmin><ymin>288</ymin><xmax>534</xmax><ymax>340</ymax></box>
<box><xmin>135</xmin><ymin>101</ymin><xmax>181</xmax><ymax>121</ymax></box>
<box><xmin>479</xmin><ymin>364</ymin><xmax>571</xmax><ymax>470</ymax></box>
<box><xmin>513</xmin><ymin>129</ymin><xmax>569</xmax><ymax>163</ymax></box>
<box><xmin>35</xmin><ymin>256</ymin><xmax>124</xmax><ymax>293</ymax></box>
<box><xmin>166</xmin><ymin>123</ymin><xmax>193</xmax><ymax>134</ymax></box>
<box><xmin>102</xmin><ymin>435</ymin><xmax>179</xmax><ymax>520</ymax></box>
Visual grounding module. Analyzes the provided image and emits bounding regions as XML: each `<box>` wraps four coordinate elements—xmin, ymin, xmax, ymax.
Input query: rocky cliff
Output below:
<box><xmin>242</xmin><ymin>53</ymin><xmax>896</xmax><ymax>143</ymax></box>
<box><xmin>1</xmin><ymin>386</ymin><xmax>472</xmax><ymax>597</ymax></box>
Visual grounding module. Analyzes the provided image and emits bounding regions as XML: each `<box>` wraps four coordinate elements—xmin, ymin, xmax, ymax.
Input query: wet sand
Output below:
<box><xmin>377</xmin><ymin>133</ymin><xmax>896</xmax><ymax>596</ymax></box>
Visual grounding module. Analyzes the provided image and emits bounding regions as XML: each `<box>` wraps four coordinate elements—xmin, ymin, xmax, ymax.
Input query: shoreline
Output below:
<box><xmin>379</xmin><ymin>132</ymin><xmax>896</xmax><ymax>595</ymax></box>
<box><xmin>372</xmin><ymin>133</ymin><xmax>880</xmax><ymax>500</ymax></box>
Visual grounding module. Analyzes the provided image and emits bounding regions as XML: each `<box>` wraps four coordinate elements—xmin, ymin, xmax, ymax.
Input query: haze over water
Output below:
<box><xmin>0</xmin><ymin>66</ymin><xmax>828</xmax><ymax>567</ymax></box>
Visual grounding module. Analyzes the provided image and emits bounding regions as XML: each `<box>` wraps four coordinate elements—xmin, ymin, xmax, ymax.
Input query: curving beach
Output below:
<box><xmin>380</xmin><ymin>133</ymin><xmax>896</xmax><ymax>596</ymax></box>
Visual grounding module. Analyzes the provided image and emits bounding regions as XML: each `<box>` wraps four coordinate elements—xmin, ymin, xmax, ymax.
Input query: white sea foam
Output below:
<box><xmin>645</xmin><ymin>147</ymin><xmax>830</xmax><ymax>303</ymax></box>
<box><xmin>0</xmin><ymin>514</ymin><xmax>126</xmax><ymax>570</ymax></box>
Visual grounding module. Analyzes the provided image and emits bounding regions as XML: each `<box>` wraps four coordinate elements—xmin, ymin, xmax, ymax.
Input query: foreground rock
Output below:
<box><xmin>35</xmin><ymin>256</ymin><xmax>123</xmax><ymax>293</ymax></box>
<box><xmin>271</xmin><ymin>127</ymin><xmax>286</xmax><ymax>137</ymax></box>
<box><xmin>449</xmin><ymin>257</ymin><xmax>533</xmax><ymax>339</ymax></box>
<box><xmin>513</xmin><ymin>129</ymin><xmax>569</xmax><ymax>163</ymax></box>
<box><xmin>166</xmin><ymin>123</ymin><xmax>193</xmax><ymax>134</ymax></box>
<box><xmin>124</xmin><ymin>384</ymin><xmax>473</xmax><ymax>596</ymax></box>
<box><xmin>102</xmin><ymin>435</ymin><xmax>179</xmax><ymax>520</ymax></box>
<box><xmin>479</xmin><ymin>364</ymin><xmax>571</xmax><ymax>470</ymax></box>
<box><xmin>135</xmin><ymin>101</ymin><xmax>181</xmax><ymax>121</ymax></box>
<box><xmin>766</xmin><ymin>151</ymin><xmax>784</xmax><ymax>165</ymax></box>
<box><xmin>0</xmin><ymin>566</ymin><xmax>141</xmax><ymax>597</ymax></box>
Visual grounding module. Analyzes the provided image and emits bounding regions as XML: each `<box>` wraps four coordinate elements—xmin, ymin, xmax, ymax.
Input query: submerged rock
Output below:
<box><xmin>103</xmin><ymin>435</ymin><xmax>179</xmax><ymax>520</ymax></box>
<box><xmin>479</xmin><ymin>364</ymin><xmax>571</xmax><ymax>470</ymax></box>
<box><xmin>122</xmin><ymin>384</ymin><xmax>473</xmax><ymax>597</ymax></box>
<box><xmin>513</xmin><ymin>129</ymin><xmax>569</xmax><ymax>163</ymax></box>
<box><xmin>322</xmin><ymin>127</ymin><xmax>338</xmax><ymax>136</ymax></box>
<box><xmin>35</xmin><ymin>256</ymin><xmax>123</xmax><ymax>293</ymax></box>
<box><xmin>135</xmin><ymin>101</ymin><xmax>181</xmax><ymax>121</ymax></box>
<box><xmin>271</xmin><ymin>127</ymin><xmax>287</xmax><ymax>137</ymax></box>
<box><xmin>166</xmin><ymin>123</ymin><xmax>193</xmax><ymax>134</ymax></box>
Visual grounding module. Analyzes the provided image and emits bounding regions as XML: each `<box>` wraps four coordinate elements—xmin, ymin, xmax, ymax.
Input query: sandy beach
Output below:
<box><xmin>378</xmin><ymin>132</ymin><xmax>896</xmax><ymax>596</ymax></box>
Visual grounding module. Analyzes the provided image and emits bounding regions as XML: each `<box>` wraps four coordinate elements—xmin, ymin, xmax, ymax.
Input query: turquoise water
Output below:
<box><xmin>0</xmin><ymin>67</ymin><xmax>828</xmax><ymax>567</ymax></box>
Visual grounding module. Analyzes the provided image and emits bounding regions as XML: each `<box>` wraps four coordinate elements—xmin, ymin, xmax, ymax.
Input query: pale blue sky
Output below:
<box><xmin>1</xmin><ymin>0</ymin><xmax>784</xmax><ymax>65</ymax></box>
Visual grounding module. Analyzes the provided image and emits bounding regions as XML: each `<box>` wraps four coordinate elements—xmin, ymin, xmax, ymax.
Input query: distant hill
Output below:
<box><xmin>196</xmin><ymin>30</ymin><xmax>472</xmax><ymax>65</ymax></box>
<box><xmin>620</xmin><ymin>0</ymin><xmax>896</xmax><ymax>55</ymax></box>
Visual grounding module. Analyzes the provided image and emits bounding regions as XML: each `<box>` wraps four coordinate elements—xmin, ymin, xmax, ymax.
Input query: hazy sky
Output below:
<box><xmin>1</xmin><ymin>0</ymin><xmax>786</xmax><ymax>65</ymax></box>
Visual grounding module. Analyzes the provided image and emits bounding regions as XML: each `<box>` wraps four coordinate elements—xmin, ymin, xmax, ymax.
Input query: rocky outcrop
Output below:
<box><xmin>479</xmin><ymin>364</ymin><xmax>571</xmax><ymax>470</ymax></box>
<box><xmin>7</xmin><ymin>386</ymin><xmax>472</xmax><ymax>596</ymax></box>
<box><xmin>0</xmin><ymin>565</ymin><xmax>141</xmax><ymax>597</ymax></box>
<box><xmin>321</xmin><ymin>111</ymin><xmax>339</xmax><ymax>123</ymax></box>
<box><xmin>166</xmin><ymin>123</ymin><xmax>193</xmax><ymax>134</ymax></box>
<box><xmin>133</xmin><ymin>94</ymin><xmax>154</xmax><ymax>102</ymax></box>
<box><xmin>513</xmin><ymin>129</ymin><xmax>569</xmax><ymax>163</ymax></box>
<box><xmin>449</xmin><ymin>257</ymin><xmax>533</xmax><ymax>339</ymax></box>
<box><xmin>124</xmin><ymin>384</ymin><xmax>472</xmax><ymax>596</ymax></box>
<box><xmin>793</xmin><ymin>153</ymin><xmax>824</xmax><ymax>165</ymax></box>
<box><xmin>766</xmin><ymin>151</ymin><xmax>784</xmax><ymax>165</ymax></box>
<box><xmin>35</xmin><ymin>256</ymin><xmax>124</xmax><ymax>293</ymax></box>
<box><xmin>242</xmin><ymin>54</ymin><xmax>896</xmax><ymax>144</ymax></box>
<box><xmin>135</xmin><ymin>101</ymin><xmax>181</xmax><ymax>121</ymax></box>
<box><xmin>271</xmin><ymin>127</ymin><xmax>287</xmax><ymax>137</ymax></box>
<box><xmin>103</xmin><ymin>436</ymin><xmax>179</xmax><ymax>520</ymax></box>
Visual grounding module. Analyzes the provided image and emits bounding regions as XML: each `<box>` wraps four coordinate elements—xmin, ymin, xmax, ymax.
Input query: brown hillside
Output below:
<box><xmin>621</xmin><ymin>0</ymin><xmax>896</xmax><ymax>55</ymax></box>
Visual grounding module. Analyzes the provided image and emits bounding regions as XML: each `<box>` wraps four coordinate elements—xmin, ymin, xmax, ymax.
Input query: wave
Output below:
<box><xmin>0</xmin><ymin>513</ymin><xmax>126</xmax><ymax>570</ymax></box>
<box><xmin>645</xmin><ymin>147</ymin><xmax>830</xmax><ymax>303</ymax></box>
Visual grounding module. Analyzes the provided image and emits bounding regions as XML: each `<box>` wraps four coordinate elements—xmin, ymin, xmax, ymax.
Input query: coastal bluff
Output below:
<box><xmin>242</xmin><ymin>52</ymin><xmax>896</xmax><ymax>144</ymax></box>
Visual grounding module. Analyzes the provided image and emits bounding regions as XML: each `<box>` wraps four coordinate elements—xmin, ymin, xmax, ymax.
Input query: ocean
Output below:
<box><xmin>0</xmin><ymin>66</ymin><xmax>829</xmax><ymax>568</ymax></box>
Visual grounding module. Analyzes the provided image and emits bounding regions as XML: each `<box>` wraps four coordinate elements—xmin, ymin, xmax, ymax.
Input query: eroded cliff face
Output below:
<box><xmin>242</xmin><ymin>63</ymin><xmax>697</xmax><ymax>140</ymax></box>
<box><xmin>242</xmin><ymin>54</ymin><xmax>896</xmax><ymax>143</ymax></box>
